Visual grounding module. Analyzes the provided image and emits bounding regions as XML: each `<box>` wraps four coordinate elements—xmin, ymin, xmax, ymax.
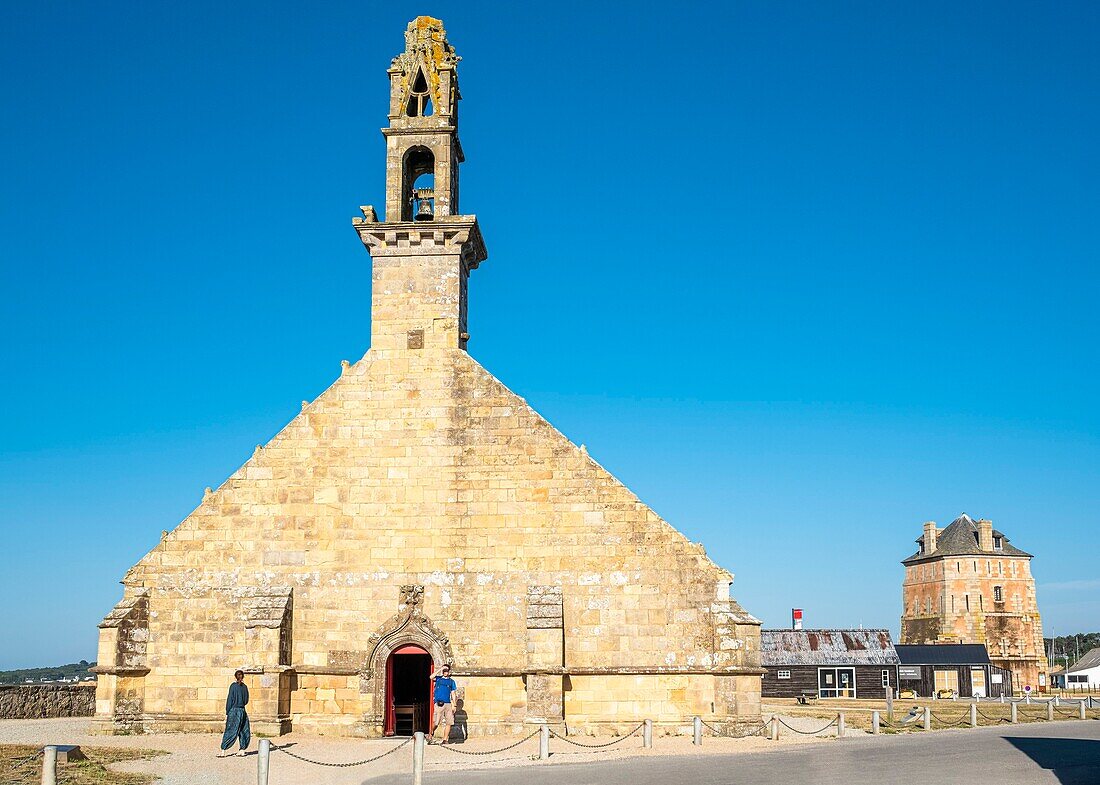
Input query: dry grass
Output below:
<box><xmin>0</xmin><ymin>744</ymin><xmax>166</xmax><ymax>785</ymax></box>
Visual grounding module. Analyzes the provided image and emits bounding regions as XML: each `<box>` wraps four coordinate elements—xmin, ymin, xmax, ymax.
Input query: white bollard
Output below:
<box><xmin>771</xmin><ymin>715</ymin><xmax>780</xmax><ymax>741</ymax></box>
<box><xmin>41</xmin><ymin>745</ymin><xmax>57</xmax><ymax>785</ymax></box>
<box><xmin>871</xmin><ymin>710</ymin><xmax>880</xmax><ymax>735</ymax></box>
<box><xmin>412</xmin><ymin>731</ymin><xmax>425</xmax><ymax>785</ymax></box>
<box><xmin>1047</xmin><ymin>701</ymin><xmax>1055</xmax><ymax>721</ymax></box>
<box><xmin>837</xmin><ymin>713</ymin><xmax>845</xmax><ymax>738</ymax></box>
<box><xmin>970</xmin><ymin>704</ymin><xmax>977</xmax><ymax>728</ymax></box>
<box><xmin>923</xmin><ymin>706</ymin><xmax>931</xmax><ymax>731</ymax></box>
<box><xmin>693</xmin><ymin>716</ymin><xmax>702</xmax><ymax>746</ymax></box>
<box><xmin>643</xmin><ymin>719</ymin><xmax>653</xmax><ymax>749</ymax></box>
<box><xmin>1011</xmin><ymin>702</ymin><xmax>1018</xmax><ymax>723</ymax></box>
<box><xmin>257</xmin><ymin>739</ymin><xmax>270</xmax><ymax>785</ymax></box>
<box><xmin>1080</xmin><ymin>701</ymin><xmax>1087</xmax><ymax>720</ymax></box>
<box><xmin>1054</xmin><ymin>696</ymin><xmax>1060</xmax><ymax>706</ymax></box>
<box><xmin>539</xmin><ymin>724</ymin><xmax>549</xmax><ymax>760</ymax></box>
<box><xmin>1026</xmin><ymin>694</ymin><xmax>1031</xmax><ymax>705</ymax></box>
<box><xmin>1000</xmin><ymin>695</ymin><xmax>1005</xmax><ymax>704</ymax></box>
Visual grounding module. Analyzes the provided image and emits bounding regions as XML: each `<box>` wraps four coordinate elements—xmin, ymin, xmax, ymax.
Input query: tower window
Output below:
<box><xmin>405</xmin><ymin>68</ymin><xmax>434</xmax><ymax>117</ymax></box>
<box><xmin>994</xmin><ymin>586</ymin><xmax>1003</xmax><ymax>603</ymax></box>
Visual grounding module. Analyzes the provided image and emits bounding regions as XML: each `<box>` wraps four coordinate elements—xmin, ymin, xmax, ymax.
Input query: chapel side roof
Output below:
<box><xmin>902</xmin><ymin>513</ymin><xmax>1032</xmax><ymax>565</ymax></box>
<box><xmin>895</xmin><ymin>643</ymin><xmax>992</xmax><ymax>666</ymax></box>
<box><xmin>1066</xmin><ymin>647</ymin><xmax>1100</xmax><ymax>673</ymax></box>
<box><xmin>761</xmin><ymin>629</ymin><xmax>900</xmax><ymax>666</ymax></box>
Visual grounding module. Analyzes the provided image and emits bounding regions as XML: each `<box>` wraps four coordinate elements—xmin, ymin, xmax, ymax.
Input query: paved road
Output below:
<box><xmin>367</xmin><ymin>722</ymin><xmax>1100</xmax><ymax>785</ymax></box>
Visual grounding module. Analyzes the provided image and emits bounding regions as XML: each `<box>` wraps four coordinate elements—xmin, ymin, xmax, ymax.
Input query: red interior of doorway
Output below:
<box><xmin>384</xmin><ymin>644</ymin><xmax>434</xmax><ymax>736</ymax></box>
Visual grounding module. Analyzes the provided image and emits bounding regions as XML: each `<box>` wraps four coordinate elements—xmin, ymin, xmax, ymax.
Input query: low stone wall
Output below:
<box><xmin>0</xmin><ymin>683</ymin><xmax>96</xmax><ymax>719</ymax></box>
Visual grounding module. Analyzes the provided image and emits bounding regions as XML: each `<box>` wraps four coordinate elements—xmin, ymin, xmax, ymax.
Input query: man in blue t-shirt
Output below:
<box><xmin>429</xmin><ymin>664</ymin><xmax>458</xmax><ymax>743</ymax></box>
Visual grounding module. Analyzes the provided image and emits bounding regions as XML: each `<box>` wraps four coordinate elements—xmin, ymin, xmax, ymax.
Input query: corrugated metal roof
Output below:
<box><xmin>1066</xmin><ymin>647</ymin><xmax>1100</xmax><ymax>674</ymax></box>
<box><xmin>895</xmin><ymin>644</ymin><xmax>991</xmax><ymax>666</ymax></box>
<box><xmin>761</xmin><ymin>629</ymin><xmax>900</xmax><ymax>666</ymax></box>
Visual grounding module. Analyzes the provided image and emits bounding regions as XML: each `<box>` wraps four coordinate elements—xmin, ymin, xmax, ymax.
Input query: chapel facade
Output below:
<box><xmin>900</xmin><ymin>513</ymin><xmax>1047</xmax><ymax>692</ymax></box>
<box><xmin>92</xmin><ymin>16</ymin><xmax>762</xmax><ymax>738</ymax></box>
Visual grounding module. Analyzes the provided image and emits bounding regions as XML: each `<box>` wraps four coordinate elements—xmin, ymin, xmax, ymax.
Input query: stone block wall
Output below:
<box><xmin>0</xmin><ymin>683</ymin><xmax>95</xmax><ymax>719</ymax></box>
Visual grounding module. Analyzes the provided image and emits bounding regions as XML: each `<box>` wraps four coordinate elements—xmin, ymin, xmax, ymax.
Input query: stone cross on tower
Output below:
<box><xmin>353</xmin><ymin>16</ymin><xmax>487</xmax><ymax>353</ymax></box>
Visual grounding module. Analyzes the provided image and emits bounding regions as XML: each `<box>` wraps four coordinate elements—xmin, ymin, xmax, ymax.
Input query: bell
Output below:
<box><xmin>414</xmin><ymin>198</ymin><xmax>434</xmax><ymax>221</ymax></box>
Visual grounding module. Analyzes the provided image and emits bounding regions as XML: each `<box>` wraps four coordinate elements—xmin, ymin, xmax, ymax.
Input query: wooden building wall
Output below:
<box><xmin>762</xmin><ymin>665</ymin><xmax>897</xmax><ymax>699</ymax></box>
<box><xmin>897</xmin><ymin>664</ymin><xmax>1012</xmax><ymax>698</ymax></box>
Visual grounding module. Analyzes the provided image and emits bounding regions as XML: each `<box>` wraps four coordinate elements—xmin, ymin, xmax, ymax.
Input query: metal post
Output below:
<box><xmin>871</xmin><ymin>710</ymin><xmax>880</xmax><ymax>735</ymax></box>
<box><xmin>412</xmin><ymin>731</ymin><xmax>425</xmax><ymax>785</ymax></box>
<box><xmin>1047</xmin><ymin>701</ymin><xmax>1055</xmax><ymax>721</ymax></box>
<box><xmin>837</xmin><ymin>713</ymin><xmax>845</xmax><ymax>738</ymax></box>
<box><xmin>771</xmin><ymin>715</ymin><xmax>779</xmax><ymax>741</ymax></box>
<box><xmin>970</xmin><ymin>704</ymin><xmax>977</xmax><ymax>728</ymax></box>
<box><xmin>257</xmin><ymin>739</ymin><xmax>270</xmax><ymax>785</ymax></box>
<box><xmin>539</xmin><ymin>724</ymin><xmax>549</xmax><ymax>760</ymax></box>
<box><xmin>1026</xmin><ymin>694</ymin><xmax>1031</xmax><ymax>705</ymax></box>
<box><xmin>1010</xmin><ymin>702</ymin><xmax>1018</xmax><ymax>723</ymax></box>
<box><xmin>1080</xmin><ymin>701</ymin><xmax>1087</xmax><ymax>720</ymax></box>
<box><xmin>643</xmin><ymin>719</ymin><xmax>652</xmax><ymax>749</ymax></box>
<box><xmin>922</xmin><ymin>706</ymin><xmax>931</xmax><ymax>731</ymax></box>
<box><xmin>693</xmin><ymin>716</ymin><xmax>702</xmax><ymax>746</ymax></box>
<box><xmin>41</xmin><ymin>745</ymin><xmax>57</xmax><ymax>785</ymax></box>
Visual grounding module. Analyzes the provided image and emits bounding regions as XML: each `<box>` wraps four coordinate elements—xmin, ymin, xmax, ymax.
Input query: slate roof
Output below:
<box><xmin>902</xmin><ymin>513</ymin><xmax>1031</xmax><ymax>565</ymax></box>
<box><xmin>1066</xmin><ymin>647</ymin><xmax>1100</xmax><ymax>674</ymax></box>
<box><xmin>895</xmin><ymin>643</ymin><xmax>992</xmax><ymax>666</ymax></box>
<box><xmin>761</xmin><ymin>629</ymin><xmax>900</xmax><ymax>666</ymax></box>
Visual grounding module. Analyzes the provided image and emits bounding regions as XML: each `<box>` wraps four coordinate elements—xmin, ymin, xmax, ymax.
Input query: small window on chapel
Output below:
<box><xmin>405</xmin><ymin>68</ymin><xmax>434</xmax><ymax>117</ymax></box>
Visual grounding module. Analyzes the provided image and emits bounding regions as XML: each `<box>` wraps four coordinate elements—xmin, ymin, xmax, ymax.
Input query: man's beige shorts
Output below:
<box><xmin>435</xmin><ymin>702</ymin><xmax>455</xmax><ymax>726</ymax></box>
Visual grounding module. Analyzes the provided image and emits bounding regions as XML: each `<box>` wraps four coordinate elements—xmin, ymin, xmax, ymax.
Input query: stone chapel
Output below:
<box><xmin>93</xmin><ymin>16</ymin><xmax>762</xmax><ymax>737</ymax></box>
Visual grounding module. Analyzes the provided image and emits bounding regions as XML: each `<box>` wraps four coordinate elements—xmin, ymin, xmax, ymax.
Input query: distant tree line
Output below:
<box><xmin>0</xmin><ymin>660</ymin><xmax>96</xmax><ymax>685</ymax></box>
<box><xmin>1045</xmin><ymin>633</ymin><xmax>1100</xmax><ymax>668</ymax></box>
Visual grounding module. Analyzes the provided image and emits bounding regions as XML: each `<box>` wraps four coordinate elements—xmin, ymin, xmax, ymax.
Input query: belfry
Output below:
<box><xmin>93</xmin><ymin>16</ymin><xmax>762</xmax><ymax>738</ymax></box>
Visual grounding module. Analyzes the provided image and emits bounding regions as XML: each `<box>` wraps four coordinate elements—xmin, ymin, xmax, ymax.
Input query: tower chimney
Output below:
<box><xmin>923</xmin><ymin>521</ymin><xmax>938</xmax><ymax>555</ymax></box>
<box><xmin>978</xmin><ymin>519</ymin><xmax>994</xmax><ymax>551</ymax></box>
<box><xmin>792</xmin><ymin>609</ymin><xmax>803</xmax><ymax>630</ymax></box>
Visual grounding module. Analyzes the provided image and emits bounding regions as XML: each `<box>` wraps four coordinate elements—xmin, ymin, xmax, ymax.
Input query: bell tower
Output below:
<box><xmin>353</xmin><ymin>16</ymin><xmax>487</xmax><ymax>353</ymax></box>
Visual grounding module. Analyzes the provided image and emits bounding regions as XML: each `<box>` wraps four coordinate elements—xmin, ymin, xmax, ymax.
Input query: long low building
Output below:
<box><xmin>895</xmin><ymin>644</ymin><xmax>1012</xmax><ymax>698</ymax></box>
<box><xmin>1051</xmin><ymin>647</ymin><xmax>1100</xmax><ymax>690</ymax></box>
<box><xmin>761</xmin><ymin>629</ymin><xmax>900</xmax><ymax>700</ymax></box>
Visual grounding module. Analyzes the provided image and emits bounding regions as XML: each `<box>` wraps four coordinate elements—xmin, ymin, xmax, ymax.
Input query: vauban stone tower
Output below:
<box><xmin>93</xmin><ymin>16</ymin><xmax>762</xmax><ymax>738</ymax></box>
<box><xmin>900</xmin><ymin>514</ymin><xmax>1047</xmax><ymax>692</ymax></box>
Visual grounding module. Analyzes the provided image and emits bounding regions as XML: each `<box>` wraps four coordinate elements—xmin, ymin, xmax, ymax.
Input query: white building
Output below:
<box><xmin>1051</xmin><ymin>647</ymin><xmax>1100</xmax><ymax>689</ymax></box>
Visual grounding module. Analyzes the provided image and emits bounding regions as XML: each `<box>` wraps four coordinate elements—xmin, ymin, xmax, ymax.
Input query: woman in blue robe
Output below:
<box><xmin>220</xmin><ymin>670</ymin><xmax>251</xmax><ymax>756</ymax></box>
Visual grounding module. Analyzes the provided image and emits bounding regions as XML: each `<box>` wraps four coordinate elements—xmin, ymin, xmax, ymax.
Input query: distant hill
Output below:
<box><xmin>0</xmin><ymin>661</ymin><xmax>96</xmax><ymax>685</ymax></box>
<box><xmin>1045</xmin><ymin>633</ymin><xmax>1100</xmax><ymax>669</ymax></box>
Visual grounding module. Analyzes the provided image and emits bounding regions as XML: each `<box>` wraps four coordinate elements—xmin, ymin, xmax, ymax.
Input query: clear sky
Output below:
<box><xmin>1</xmin><ymin>1</ymin><xmax>1098</xmax><ymax>670</ymax></box>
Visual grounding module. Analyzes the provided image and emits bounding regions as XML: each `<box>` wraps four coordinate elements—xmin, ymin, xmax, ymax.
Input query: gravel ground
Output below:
<box><xmin>0</xmin><ymin>717</ymin><xmax>839</xmax><ymax>784</ymax></box>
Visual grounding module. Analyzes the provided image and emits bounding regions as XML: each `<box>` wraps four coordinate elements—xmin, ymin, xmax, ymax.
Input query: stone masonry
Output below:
<box><xmin>901</xmin><ymin>514</ymin><xmax>1047</xmax><ymax>692</ymax></box>
<box><xmin>0</xmin><ymin>684</ymin><xmax>95</xmax><ymax>719</ymax></box>
<box><xmin>92</xmin><ymin>17</ymin><xmax>762</xmax><ymax>737</ymax></box>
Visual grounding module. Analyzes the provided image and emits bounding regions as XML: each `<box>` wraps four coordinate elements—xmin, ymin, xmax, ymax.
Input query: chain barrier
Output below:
<box><xmin>9</xmin><ymin>749</ymin><xmax>43</xmax><ymax>770</ymax></box>
<box><xmin>1054</xmin><ymin>707</ymin><xmax>1082</xmax><ymax>718</ymax></box>
<box><xmin>975</xmin><ymin>708</ymin><xmax>1012</xmax><ymax>723</ymax></box>
<box><xmin>700</xmin><ymin>719</ymin><xmax>769</xmax><ymax>738</ymax></box>
<box><xmin>271</xmin><ymin>736</ymin><xmax>412</xmax><ymax>768</ymax></box>
<box><xmin>776</xmin><ymin>716</ymin><xmax>838</xmax><ymax>735</ymax></box>
<box><xmin>430</xmin><ymin>730</ymin><xmax>540</xmax><ymax>756</ymax></box>
<box><xmin>928</xmin><ymin>711</ymin><xmax>969</xmax><ymax>727</ymax></box>
<box><xmin>548</xmin><ymin>723</ymin><xmax>645</xmax><ymax>749</ymax></box>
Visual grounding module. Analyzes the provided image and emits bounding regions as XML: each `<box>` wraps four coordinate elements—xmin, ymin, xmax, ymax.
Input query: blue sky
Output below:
<box><xmin>1</xmin><ymin>1</ymin><xmax>1098</xmax><ymax>669</ymax></box>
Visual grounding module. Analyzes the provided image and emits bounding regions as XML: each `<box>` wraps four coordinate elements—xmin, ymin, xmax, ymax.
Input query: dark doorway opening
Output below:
<box><xmin>385</xmin><ymin>645</ymin><xmax>432</xmax><ymax>736</ymax></box>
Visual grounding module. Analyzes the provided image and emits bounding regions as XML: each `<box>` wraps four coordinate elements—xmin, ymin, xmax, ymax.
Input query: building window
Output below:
<box><xmin>994</xmin><ymin>536</ymin><xmax>1003</xmax><ymax>550</ymax></box>
<box><xmin>1069</xmin><ymin>675</ymin><xmax>1088</xmax><ymax>684</ymax></box>
<box><xmin>934</xmin><ymin>669</ymin><xmax>960</xmax><ymax>694</ymax></box>
<box><xmin>882</xmin><ymin>670</ymin><xmax>890</xmax><ymax>688</ymax></box>
<box><xmin>777</xmin><ymin>670</ymin><xmax>791</xmax><ymax>680</ymax></box>
<box><xmin>819</xmin><ymin>668</ymin><xmax>856</xmax><ymax>698</ymax></box>
<box><xmin>994</xmin><ymin>585</ymin><xmax>1004</xmax><ymax>603</ymax></box>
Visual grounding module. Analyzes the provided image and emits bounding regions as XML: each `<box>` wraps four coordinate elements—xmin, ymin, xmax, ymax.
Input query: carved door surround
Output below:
<box><xmin>361</xmin><ymin>585</ymin><xmax>454</xmax><ymax>729</ymax></box>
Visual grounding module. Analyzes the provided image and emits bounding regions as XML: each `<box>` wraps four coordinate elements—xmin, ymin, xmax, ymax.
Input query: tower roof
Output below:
<box><xmin>902</xmin><ymin>513</ymin><xmax>1031</xmax><ymax>565</ymax></box>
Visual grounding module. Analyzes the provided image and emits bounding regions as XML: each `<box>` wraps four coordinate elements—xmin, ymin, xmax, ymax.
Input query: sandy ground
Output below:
<box><xmin>0</xmin><ymin>717</ymin><xmax>845</xmax><ymax>784</ymax></box>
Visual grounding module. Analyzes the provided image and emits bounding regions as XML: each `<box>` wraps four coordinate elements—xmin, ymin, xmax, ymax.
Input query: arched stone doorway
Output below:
<box><xmin>385</xmin><ymin>644</ymin><xmax>433</xmax><ymax>736</ymax></box>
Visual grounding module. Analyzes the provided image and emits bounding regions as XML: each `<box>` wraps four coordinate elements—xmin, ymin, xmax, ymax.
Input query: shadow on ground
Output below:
<box><xmin>1002</xmin><ymin>735</ymin><xmax>1100</xmax><ymax>785</ymax></box>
